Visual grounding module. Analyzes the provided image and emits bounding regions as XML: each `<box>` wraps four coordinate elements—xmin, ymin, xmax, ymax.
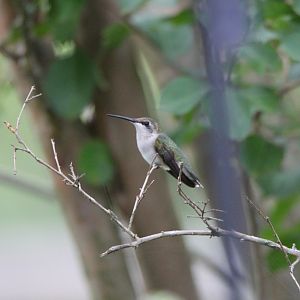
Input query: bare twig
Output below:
<box><xmin>16</xmin><ymin>86</ymin><xmax>41</xmax><ymax>133</ymax></box>
<box><xmin>128</xmin><ymin>158</ymin><xmax>157</xmax><ymax>231</ymax></box>
<box><xmin>290</xmin><ymin>245</ymin><xmax>300</xmax><ymax>293</ymax></box>
<box><xmin>246</xmin><ymin>196</ymin><xmax>300</xmax><ymax>292</ymax></box>
<box><xmin>51</xmin><ymin>139</ymin><xmax>61</xmax><ymax>173</ymax></box>
<box><xmin>176</xmin><ymin>162</ymin><xmax>217</xmax><ymax>230</ymax></box>
<box><xmin>246</xmin><ymin>197</ymin><xmax>291</xmax><ymax>265</ymax></box>
<box><xmin>100</xmin><ymin>227</ymin><xmax>300</xmax><ymax>258</ymax></box>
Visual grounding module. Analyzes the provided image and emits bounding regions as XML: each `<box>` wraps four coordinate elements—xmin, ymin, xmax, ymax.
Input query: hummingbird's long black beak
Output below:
<box><xmin>107</xmin><ymin>114</ymin><xmax>138</xmax><ymax>123</ymax></box>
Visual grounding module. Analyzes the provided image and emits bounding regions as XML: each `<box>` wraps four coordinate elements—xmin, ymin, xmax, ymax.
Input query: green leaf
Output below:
<box><xmin>269</xmin><ymin>195</ymin><xmax>299</xmax><ymax>225</ymax></box>
<box><xmin>240</xmin><ymin>135</ymin><xmax>284</xmax><ymax>176</ymax></box>
<box><xmin>44</xmin><ymin>50</ymin><xmax>96</xmax><ymax>119</ymax></box>
<box><xmin>261</xmin><ymin>1</ymin><xmax>293</xmax><ymax>31</ymax></box>
<box><xmin>258</xmin><ymin>168</ymin><xmax>300</xmax><ymax>197</ymax></box>
<box><xmin>251</xmin><ymin>26</ymin><xmax>278</xmax><ymax>43</ymax></box>
<box><xmin>167</xmin><ymin>9</ymin><xmax>194</xmax><ymax>25</ymax></box>
<box><xmin>262</xmin><ymin>0</ymin><xmax>292</xmax><ymax>19</ymax></box>
<box><xmin>141</xmin><ymin>21</ymin><xmax>193</xmax><ymax>58</ymax></box>
<box><xmin>241</xmin><ymin>87</ymin><xmax>279</xmax><ymax>114</ymax></box>
<box><xmin>78</xmin><ymin>140</ymin><xmax>115</xmax><ymax>186</ymax></box>
<box><xmin>239</xmin><ymin>43</ymin><xmax>281</xmax><ymax>73</ymax></box>
<box><xmin>160</xmin><ymin>77</ymin><xmax>208</xmax><ymax>115</ymax></box>
<box><xmin>171</xmin><ymin>120</ymin><xmax>204</xmax><ymax>145</ymax></box>
<box><xmin>48</xmin><ymin>0</ymin><xmax>85</xmax><ymax>41</ymax></box>
<box><xmin>227</xmin><ymin>87</ymin><xmax>279</xmax><ymax>141</ymax></box>
<box><xmin>102</xmin><ymin>23</ymin><xmax>130</xmax><ymax>50</ymax></box>
<box><xmin>281</xmin><ymin>30</ymin><xmax>300</xmax><ymax>61</ymax></box>
<box><xmin>227</xmin><ymin>88</ymin><xmax>252</xmax><ymax>141</ymax></box>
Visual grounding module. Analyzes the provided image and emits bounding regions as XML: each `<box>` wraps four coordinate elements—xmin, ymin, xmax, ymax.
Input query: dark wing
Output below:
<box><xmin>154</xmin><ymin>136</ymin><xmax>199</xmax><ymax>188</ymax></box>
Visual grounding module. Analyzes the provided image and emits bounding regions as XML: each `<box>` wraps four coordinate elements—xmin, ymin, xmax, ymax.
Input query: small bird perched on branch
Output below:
<box><xmin>107</xmin><ymin>114</ymin><xmax>203</xmax><ymax>188</ymax></box>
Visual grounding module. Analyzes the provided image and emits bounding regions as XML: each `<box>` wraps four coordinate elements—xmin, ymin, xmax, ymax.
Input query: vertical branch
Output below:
<box><xmin>128</xmin><ymin>161</ymin><xmax>157</xmax><ymax>231</ymax></box>
<box><xmin>51</xmin><ymin>139</ymin><xmax>61</xmax><ymax>173</ymax></box>
<box><xmin>15</xmin><ymin>85</ymin><xmax>41</xmax><ymax>133</ymax></box>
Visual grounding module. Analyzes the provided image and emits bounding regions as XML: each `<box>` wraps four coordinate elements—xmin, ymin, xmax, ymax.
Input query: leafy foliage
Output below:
<box><xmin>240</xmin><ymin>135</ymin><xmax>284</xmax><ymax>176</ymax></box>
<box><xmin>258</xmin><ymin>169</ymin><xmax>300</xmax><ymax>197</ymax></box>
<box><xmin>78</xmin><ymin>140</ymin><xmax>115</xmax><ymax>186</ymax></box>
<box><xmin>102</xmin><ymin>23</ymin><xmax>131</xmax><ymax>50</ymax></box>
<box><xmin>48</xmin><ymin>0</ymin><xmax>85</xmax><ymax>41</ymax></box>
<box><xmin>160</xmin><ymin>77</ymin><xmax>208</xmax><ymax>115</ymax></box>
<box><xmin>281</xmin><ymin>29</ymin><xmax>300</xmax><ymax>61</ymax></box>
<box><xmin>238</xmin><ymin>43</ymin><xmax>281</xmax><ymax>73</ymax></box>
<box><xmin>140</xmin><ymin>20</ymin><xmax>193</xmax><ymax>59</ymax></box>
<box><xmin>43</xmin><ymin>50</ymin><xmax>96</xmax><ymax>119</ymax></box>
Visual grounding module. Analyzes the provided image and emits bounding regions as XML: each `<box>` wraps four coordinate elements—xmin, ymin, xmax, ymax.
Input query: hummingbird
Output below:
<box><xmin>107</xmin><ymin>114</ymin><xmax>203</xmax><ymax>188</ymax></box>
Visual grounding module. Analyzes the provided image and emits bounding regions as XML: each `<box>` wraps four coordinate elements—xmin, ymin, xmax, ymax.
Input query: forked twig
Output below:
<box><xmin>176</xmin><ymin>162</ymin><xmax>218</xmax><ymax>231</ymax></box>
<box><xmin>16</xmin><ymin>86</ymin><xmax>41</xmax><ymax>133</ymax></box>
<box><xmin>128</xmin><ymin>157</ymin><xmax>158</xmax><ymax>231</ymax></box>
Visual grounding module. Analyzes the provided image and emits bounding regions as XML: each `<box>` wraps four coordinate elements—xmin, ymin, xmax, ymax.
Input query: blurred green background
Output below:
<box><xmin>1</xmin><ymin>0</ymin><xmax>300</xmax><ymax>299</ymax></box>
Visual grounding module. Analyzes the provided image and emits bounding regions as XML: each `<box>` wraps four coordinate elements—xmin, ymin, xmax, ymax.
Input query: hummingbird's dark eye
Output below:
<box><xmin>143</xmin><ymin>121</ymin><xmax>150</xmax><ymax>127</ymax></box>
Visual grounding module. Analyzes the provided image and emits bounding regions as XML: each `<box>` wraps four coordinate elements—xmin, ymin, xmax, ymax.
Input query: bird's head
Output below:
<box><xmin>107</xmin><ymin>114</ymin><xmax>159</xmax><ymax>136</ymax></box>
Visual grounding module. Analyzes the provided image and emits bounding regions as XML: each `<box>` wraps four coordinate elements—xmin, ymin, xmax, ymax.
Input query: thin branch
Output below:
<box><xmin>15</xmin><ymin>85</ymin><xmax>41</xmax><ymax>133</ymax></box>
<box><xmin>246</xmin><ymin>196</ymin><xmax>300</xmax><ymax>293</ymax></box>
<box><xmin>101</xmin><ymin>229</ymin><xmax>213</xmax><ymax>257</ymax></box>
<box><xmin>51</xmin><ymin>139</ymin><xmax>61</xmax><ymax>173</ymax></box>
<box><xmin>290</xmin><ymin>247</ymin><xmax>300</xmax><ymax>293</ymax></box>
<box><xmin>100</xmin><ymin>227</ymin><xmax>300</xmax><ymax>258</ymax></box>
<box><xmin>128</xmin><ymin>158</ymin><xmax>157</xmax><ymax>231</ymax></box>
<box><xmin>246</xmin><ymin>196</ymin><xmax>291</xmax><ymax>265</ymax></box>
<box><xmin>177</xmin><ymin>162</ymin><xmax>217</xmax><ymax>230</ymax></box>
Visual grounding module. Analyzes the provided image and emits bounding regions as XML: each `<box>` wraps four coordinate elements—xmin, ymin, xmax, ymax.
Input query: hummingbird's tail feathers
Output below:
<box><xmin>195</xmin><ymin>181</ymin><xmax>204</xmax><ymax>189</ymax></box>
<box><xmin>166</xmin><ymin>170</ymin><xmax>195</xmax><ymax>187</ymax></box>
<box><xmin>182</xmin><ymin>166</ymin><xmax>203</xmax><ymax>188</ymax></box>
<box><xmin>166</xmin><ymin>165</ymin><xmax>201</xmax><ymax>188</ymax></box>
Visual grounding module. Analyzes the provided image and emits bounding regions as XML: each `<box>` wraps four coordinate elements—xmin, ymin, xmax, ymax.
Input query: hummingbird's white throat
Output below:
<box><xmin>133</xmin><ymin>123</ymin><xmax>166</xmax><ymax>169</ymax></box>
